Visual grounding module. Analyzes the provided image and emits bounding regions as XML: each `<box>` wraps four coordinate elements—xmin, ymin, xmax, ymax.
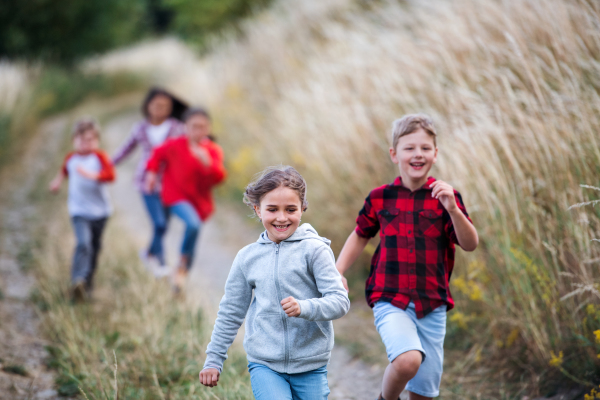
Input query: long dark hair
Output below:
<box><xmin>141</xmin><ymin>87</ymin><xmax>188</xmax><ymax>121</ymax></box>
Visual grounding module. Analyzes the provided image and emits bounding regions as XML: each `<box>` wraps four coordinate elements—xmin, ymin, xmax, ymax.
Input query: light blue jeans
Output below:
<box><xmin>142</xmin><ymin>193</ymin><xmax>169</xmax><ymax>265</ymax></box>
<box><xmin>168</xmin><ymin>201</ymin><xmax>201</xmax><ymax>269</ymax></box>
<box><xmin>248</xmin><ymin>362</ymin><xmax>329</xmax><ymax>400</ymax></box>
<box><xmin>373</xmin><ymin>301</ymin><xmax>447</xmax><ymax>398</ymax></box>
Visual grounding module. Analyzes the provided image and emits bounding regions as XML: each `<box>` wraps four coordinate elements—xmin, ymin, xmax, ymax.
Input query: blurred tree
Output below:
<box><xmin>0</xmin><ymin>0</ymin><xmax>147</xmax><ymax>64</ymax></box>
<box><xmin>162</xmin><ymin>0</ymin><xmax>273</xmax><ymax>46</ymax></box>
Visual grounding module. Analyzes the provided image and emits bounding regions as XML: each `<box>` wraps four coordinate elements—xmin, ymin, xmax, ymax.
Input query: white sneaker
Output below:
<box><xmin>153</xmin><ymin>264</ymin><xmax>171</xmax><ymax>278</ymax></box>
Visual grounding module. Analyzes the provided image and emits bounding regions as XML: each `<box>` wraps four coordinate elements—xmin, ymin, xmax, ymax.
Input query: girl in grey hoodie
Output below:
<box><xmin>199</xmin><ymin>166</ymin><xmax>350</xmax><ymax>399</ymax></box>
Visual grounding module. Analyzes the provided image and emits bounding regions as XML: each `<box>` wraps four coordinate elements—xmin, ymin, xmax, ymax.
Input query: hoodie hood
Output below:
<box><xmin>257</xmin><ymin>223</ymin><xmax>330</xmax><ymax>245</ymax></box>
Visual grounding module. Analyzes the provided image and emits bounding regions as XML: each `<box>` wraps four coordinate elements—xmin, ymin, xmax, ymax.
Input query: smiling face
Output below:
<box><xmin>254</xmin><ymin>186</ymin><xmax>303</xmax><ymax>243</ymax></box>
<box><xmin>390</xmin><ymin>128</ymin><xmax>438</xmax><ymax>190</ymax></box>
<box><xmin>147</xmin><ymin>94</ymin><xmax>173</xmax><ymax>124</ymax></box>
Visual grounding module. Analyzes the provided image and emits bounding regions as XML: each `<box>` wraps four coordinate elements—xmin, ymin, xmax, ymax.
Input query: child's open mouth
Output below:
<box><xmin>410</xmin><ymin>162</ymin><xmax>425</xmax><ymax>170</ymax></box>
<box><xmin>273</xmin><ymin>224</ymin><xmax>291</xmax><ymax>232</ymax></box>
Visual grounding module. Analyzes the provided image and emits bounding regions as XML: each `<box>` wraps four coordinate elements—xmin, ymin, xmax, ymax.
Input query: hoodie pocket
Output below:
<box><xmin>245</xmin><ymin>313</ymin><xmax>285</xmax><ymax>361</ymax></box>
<box><xmin>289</xmin><ymin>319</ymin><xmax>332</xmax><ymax>360</ymax></box>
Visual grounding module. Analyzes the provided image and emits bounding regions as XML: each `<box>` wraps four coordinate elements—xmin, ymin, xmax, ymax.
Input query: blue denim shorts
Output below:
<box><xmin>373</xmin><ymin>301</ymin><xmax>447</xmax><ymax>398</ymax></box>
<box><xmin>248</xmin><ymin>362</ymin><xmax>329</xmax><ymax>400</ymax></box>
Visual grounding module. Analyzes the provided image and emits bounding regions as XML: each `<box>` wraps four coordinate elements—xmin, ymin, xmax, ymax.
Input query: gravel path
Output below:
<box><xmin>103</xmin><ymin>111</ymin><xmax>387</xmax><ymax>399</ymax></box>
<box><xmin>0</xmin><ymin>116</ymin><xmax>70</xmax><ymax>400</ymax></box>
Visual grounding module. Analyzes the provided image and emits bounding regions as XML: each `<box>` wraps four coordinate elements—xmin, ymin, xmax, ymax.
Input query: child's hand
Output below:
<box><xmin>340</xmin><ymin>275</ymin><xmax>349</xmax><ymax>292</ymax></box>
<box><xmin>145</xmin><ymin>172</ymin><xmax>157</xmax><ymax>192</ymax></box>
<box><xmin>281</xmin><ymin>296</ymin><xmax>301</xmax><ymax>317</ymax></box>
<box><xmin>199</xmin><ymin>368</ymin><xmax>220</xmax><ymax>387</ymax></box>
<box><xmin>76</xmin><ymin>166</ymin><xmax>99</xmax><ymax>180</ymax></box>
<box><xmin>49</xmin><ymin>176</ymin><xmax>63</xmax><ymax>193</ymax></box>
<box><xmin>430</xmin><ymin>180</ymin><xmax>457</xmax><ymax>213</ymax></box>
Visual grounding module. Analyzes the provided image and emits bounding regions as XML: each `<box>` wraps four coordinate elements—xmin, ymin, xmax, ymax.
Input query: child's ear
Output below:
<box><xmin>433</xmin><ymin>147</ymin><xmax>439</xmax><ymax>164</ymax></box>
<box><xmin>389</xmin><ymin>147</ymin><xmax>399</xmax><ymax>165</ymax></box>
<box><xmin>254</xmin><ymin>205</ymin><xmax>261</xmax><ymax>219</ymax></box>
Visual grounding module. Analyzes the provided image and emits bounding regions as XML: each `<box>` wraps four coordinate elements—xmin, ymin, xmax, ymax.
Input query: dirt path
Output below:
<box><xmin>103</xmin><ymin>111</ymin><xmax>388</xmax><ymax>399</ymax></box>
<box><xmin>0</xmin><ymin>116</ymin><xmax>71</xmax><ymax>400</ymax></box>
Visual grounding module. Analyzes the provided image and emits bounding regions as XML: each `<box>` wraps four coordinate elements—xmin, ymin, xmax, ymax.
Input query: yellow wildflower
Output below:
<box><xmin>594</xmin><ymin>330</ymin><xmax>600</xmax><ymax>343</ymax></box>
<box><xmin>505</xmin><ymin>328</ymin><xmax>519</xmax><ymax>347</ymax></box>
<box><xmin>549</xmin><ymin>351</ymin><xmax>563</xmax><ymax>367</ymax></box>
<box><xmin>587</xmin><ymin>304</ymin><xmax>596</xmax><ymax>315</ymax></box>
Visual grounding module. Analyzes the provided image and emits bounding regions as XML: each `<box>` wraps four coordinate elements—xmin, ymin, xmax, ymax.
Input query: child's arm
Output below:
<box><xmin>335</xmin><ymin>231</ymin><xmax>370</xmax><ymax>291</ymax></box>
<box><xmin>201</xmin><ymin>252</ymin><xmax>252</xmax><ymax>387</ymax></box>
<box><xmin>430</xmin><ymin>180</ymin><xmax>478</xmax><ymax>251</ymax></box>
<box><xmin>111</xmin><ymin>125</ymin><xmax>140</xmax><ymax>165</ymax></box>
<box><xmin>48</xmin><ymin>171</ymin><xmax>65</xmax><ymax>193</ymax></box>
<box><xmin>49</xmin><ymin>153</ymin><xmax>73</xmax><ymax>192</ymax></box>
<box><xmin>292</xmin><ymin>245</ymin><xmax>350</xmax><ymax>321</ymax></box>
<box><xmin>145</xmin><ymin>145</ymin><xmax>166</xmax><ymax>192</ymax></box>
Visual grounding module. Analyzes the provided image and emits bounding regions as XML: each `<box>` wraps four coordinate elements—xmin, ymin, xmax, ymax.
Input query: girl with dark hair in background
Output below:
<box><xmin>111</xmin><ymin>88</ymin><xmax>187</xmax><ymax>277</ymax></box>
<box><xmin>145</xmin><ymin>108</ymin><xmax>227</xmax><ymax>292</ymax></box>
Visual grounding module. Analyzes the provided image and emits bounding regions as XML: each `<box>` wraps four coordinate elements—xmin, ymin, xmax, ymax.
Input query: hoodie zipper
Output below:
<box><xmin>273</xmin><ymin>243</ymin><xmax>290</xmax><ymax>372</ymax></box>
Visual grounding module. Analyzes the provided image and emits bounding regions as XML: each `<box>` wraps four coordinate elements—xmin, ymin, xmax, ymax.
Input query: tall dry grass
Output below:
<box><xmin>183</xmin><ymin>0</ymin><xmax>600</xmax><ymax>391</ymax></box>
<box><xmin>0</xmin><ymin>98</ymin><xmax>254</xmax><ymax>399</ymax></box>
<box><xmin>85</xmin><ymin>0</ymin><xmax>600</xmax><ymax>392</ymax></box>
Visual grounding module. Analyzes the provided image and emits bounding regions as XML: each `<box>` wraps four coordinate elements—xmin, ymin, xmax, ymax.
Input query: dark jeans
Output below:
<box><xmin>71</xmin><ymin>216</ymin><xmax>107</xmax><ymax>289</ymax></box>
<box><xmin>142</xmin><ymin>193</ymin><xmax>170</xmax><ymax>265</ymax></box>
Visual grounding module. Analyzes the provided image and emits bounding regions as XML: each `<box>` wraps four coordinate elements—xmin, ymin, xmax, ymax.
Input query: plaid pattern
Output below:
<box><xmin>355</xmin><ymin>176</ymin><xmax>472</xmax><ymax>318</ymax></box>
<box><xmin>111</xmin><ymin>118</ymin><xmax>184</xmax><ymax>192</ymax></box>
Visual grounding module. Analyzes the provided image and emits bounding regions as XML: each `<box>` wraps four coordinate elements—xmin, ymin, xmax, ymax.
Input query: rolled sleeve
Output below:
<box><xmin>355</xmin><ymin>192</ymin><xmax>380</xmax><ymax>238</ymax></box>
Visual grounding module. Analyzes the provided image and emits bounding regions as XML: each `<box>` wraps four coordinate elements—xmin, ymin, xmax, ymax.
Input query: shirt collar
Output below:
<box><xmin>392</xmin><ymin>176</ymin><xmax>437</xmax><ymax>191</ymax></box>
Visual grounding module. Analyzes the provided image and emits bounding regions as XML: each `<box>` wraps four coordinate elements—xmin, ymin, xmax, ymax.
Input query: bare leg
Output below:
<box><xmin>381</xmin><ymin>350</ymin><xmax>422</xmax><ymax>400</ymax></box>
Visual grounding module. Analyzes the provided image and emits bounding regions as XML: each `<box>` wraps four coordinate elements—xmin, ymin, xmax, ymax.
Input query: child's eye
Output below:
<box><xmin>287</xmin><ymin>208</ymin><xmax>297</xmax><ymax>213</ymax></box>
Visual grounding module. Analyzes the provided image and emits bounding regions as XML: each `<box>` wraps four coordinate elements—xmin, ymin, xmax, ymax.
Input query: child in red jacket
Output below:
<box><xmin>146</xmin><ymin>107</ymin><xmax>227</xmax><ymax>292</ymax></box>
<box><xmin>49</xmin><ymin>117</ymin><xmax>116</xmax><ymax>302</ymax></box>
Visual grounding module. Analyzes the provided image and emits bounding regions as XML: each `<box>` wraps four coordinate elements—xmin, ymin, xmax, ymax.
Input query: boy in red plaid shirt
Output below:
<box><xmin>336</xmin><ymin>114</ymin><xmax>478</xmax><ymax>400</ymax></box>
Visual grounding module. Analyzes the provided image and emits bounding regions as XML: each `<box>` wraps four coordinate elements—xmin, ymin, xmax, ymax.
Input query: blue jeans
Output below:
<box><xmin>168</xmin><ymin>201</ymin><xmax>201</xmax><ymax>269</ymax></box>
<box><xmin>71</xmin><ymin>216</ymin><xmax>107</xmax><ymax>289</ymax></box>
<box><xmin>142</xmin><ymin>193</ymin><xmax>169</xmax><ymax>265</ymax></box>
<box><xmin>248</xmin><ymin>362</ymin><xmax>329</xmax><ymax>400</ymax></box>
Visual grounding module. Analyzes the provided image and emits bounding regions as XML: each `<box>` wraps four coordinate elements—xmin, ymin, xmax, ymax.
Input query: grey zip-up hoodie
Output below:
<box><xmin>203</xmin><ymin>223</ymin><xmax>350</xmax><ymax>374</ymax></box>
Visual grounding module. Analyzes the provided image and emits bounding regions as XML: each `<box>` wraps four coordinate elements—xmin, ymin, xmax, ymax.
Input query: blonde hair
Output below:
<box><xmin>72</xmin><ymin>116</ymin><xmax>100</xmax><ymax>138</ymax></box>
<box><xmin>391</xmin><ymin>113</ymin><xmax>437</xmax><ymax>149</ymax></box>
<box><xmin>243</xmin><ymin>165</ymin><xmax>308</xmax><ymax>216</ymax></box>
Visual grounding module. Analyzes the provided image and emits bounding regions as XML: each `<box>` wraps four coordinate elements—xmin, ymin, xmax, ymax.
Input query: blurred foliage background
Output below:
<box><xmin>0</xmin><ymin>0</ymin><xmax>273</xmax><ymax>64</ymax></box>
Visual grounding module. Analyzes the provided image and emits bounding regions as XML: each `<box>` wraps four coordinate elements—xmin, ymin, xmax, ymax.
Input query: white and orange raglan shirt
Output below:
<box><xmin>61</xmin><ymin>150</ymin><xmax>116</xmax><ymax>219</ymax></box>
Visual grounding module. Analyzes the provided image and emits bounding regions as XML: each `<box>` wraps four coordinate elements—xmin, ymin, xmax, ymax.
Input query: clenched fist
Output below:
<box><xmin>199</xmin><ymin>368</ymin><xmax>220</xmax><ymax>387</ymax></box>
<box><xmin>281</xmin><ymin>296</ymin><xmax>301</xmax><ymax>317</ymax></box>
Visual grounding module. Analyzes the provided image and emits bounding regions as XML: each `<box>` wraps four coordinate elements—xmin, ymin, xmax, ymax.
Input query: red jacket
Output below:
<box><xmin>146</xmin><ymin>136</ymin><xmax>227</xmax><ymax>220</ymax></box>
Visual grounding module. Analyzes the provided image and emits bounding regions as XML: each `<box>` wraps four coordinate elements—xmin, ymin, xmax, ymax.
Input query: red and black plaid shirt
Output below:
<box><xmin>355</xmin><ymin>176</ymin><xmax>472</xmax><ymax>318</ymax></box>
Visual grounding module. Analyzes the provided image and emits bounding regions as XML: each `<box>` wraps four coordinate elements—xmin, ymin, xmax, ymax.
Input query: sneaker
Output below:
<box><xmin>153</xmin><ymin>264</ymin><xmax>171</xmax><ymax>278</ymax></box>
<box><xmin>71</xmin><ymin>280</ymin><xmax>87</xmax><ymax>303</ymax></box>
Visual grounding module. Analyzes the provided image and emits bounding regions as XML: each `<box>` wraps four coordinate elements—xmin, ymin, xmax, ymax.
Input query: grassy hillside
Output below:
<box><xmin>173</xmin><ymin>0</ymin><xmax>600</xmax><ymax>394</ymax></box>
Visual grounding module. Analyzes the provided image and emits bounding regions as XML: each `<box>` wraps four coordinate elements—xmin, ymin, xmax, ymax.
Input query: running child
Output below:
<box><xmin>199</xmin><ymin>166</ymin><xmax>350</xmax><ymax>399</ymax></box>
<box><xmin>335</xmin><ymin>114</ymin><xmax>478</xmax><ymax>400</ymax></box>
<box><xmin>145</xmin><ymin>107</ymin><xmax>226</xmax><ymax>292</ymax></box>
<box><xmin>112</xmin><ymin>87</ymin><xmax>187</xmax><ymax>276</ymax></box>
<box><xmin>49</xmin><ymin>117</ymin><xmax>116</xmax><ymax>302</ymax></box>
